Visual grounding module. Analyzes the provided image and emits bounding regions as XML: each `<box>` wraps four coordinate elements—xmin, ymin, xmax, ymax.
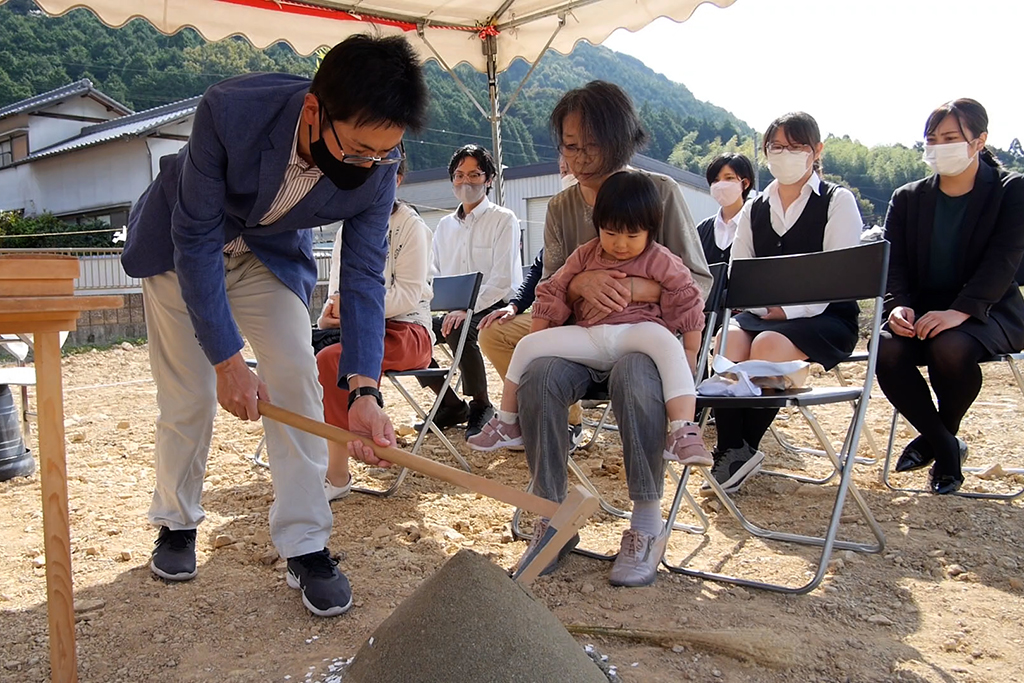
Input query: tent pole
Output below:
<box><xmin>484</xmin><ymin>33</ymin><xmax>505</xmax><ymax>206</ymax></box>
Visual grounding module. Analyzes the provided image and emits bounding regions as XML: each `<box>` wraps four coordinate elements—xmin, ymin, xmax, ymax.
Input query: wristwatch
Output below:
<box><xmin>348</xmin><ymin>386</ymin><xmax>384</xmax><ymax>410</ymax></box>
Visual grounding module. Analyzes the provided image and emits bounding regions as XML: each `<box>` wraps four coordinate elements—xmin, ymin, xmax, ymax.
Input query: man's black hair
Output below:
<box><xmin>311</xmin><ymin>34</ymin><xmax>428</xmax><ymax>132</ymax></box>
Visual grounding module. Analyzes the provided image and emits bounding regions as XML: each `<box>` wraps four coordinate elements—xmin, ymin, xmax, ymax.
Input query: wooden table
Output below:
<box><xmin>1</xmin><ymin>255</ymin><xmax>123</xmax><ymax>683</ymax></box>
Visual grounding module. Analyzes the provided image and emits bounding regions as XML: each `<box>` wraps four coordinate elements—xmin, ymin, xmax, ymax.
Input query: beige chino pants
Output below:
<box><xmin>142</xmin><ymin>253</ymin><xmax>331</xmax><ymax>559</ymax></box>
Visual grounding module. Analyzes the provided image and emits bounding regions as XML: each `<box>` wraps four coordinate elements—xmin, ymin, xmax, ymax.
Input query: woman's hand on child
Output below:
<box><xmin>441</xmin><ymin>310</ymin><xmax>469</xmax><ymax>337</ymax></box>
<box><xmin>888</xmin><ymin>306</ymin><xmax>916</xmax><ymax>337</ymax></box>
<box><xmin>914</xmin><ymin>309</ymin><xmax>968</xmax><ymax>339</ymax></box>
<box><xmin>318</xmin><ymin>293</ymin><xmax>341</xmax><ymax>330</ymax></box>
<box><xmin>569</xmin><ymin>269</ymin><xmax>630</xmax><ymax>317</ymax></box>
<box><xmin>477</xmin><ymin>304</ymin><xmax>517</xmax><ymax>330</ymax></box>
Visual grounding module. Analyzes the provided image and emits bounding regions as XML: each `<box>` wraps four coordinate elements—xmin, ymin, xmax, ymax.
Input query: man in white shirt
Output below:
<box><xmin>420</xmin><ymin>144</ymin><xmax>523</xmax><ymax>438</ymax></box>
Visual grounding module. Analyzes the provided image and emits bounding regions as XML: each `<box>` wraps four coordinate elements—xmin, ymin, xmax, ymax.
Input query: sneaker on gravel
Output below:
<box><xmin>568</xmin><ymin>422</ymin><xmax>585</xmax><ymax>451</ymax></box>
<box><xmin>664</xmin><ymin>423</ymin><xmax>713</xmax><ymax>466</ymax></box>
<box><xmin>414</xmin><ymin>399</ymin><xmax>469</xmax><ymax>433</ymax></box>
<box><xmin>150</xmin><ymin>527</ymin><xmax>197</xmax><ymax>581</ymax></box>
<box><xmin>512</xmin><ymin>518</ymin><xmax>579</xmax><ymax>578</ymax></box>
<box><xmin>467</xmin><ymin>415</ymin><xmax>523</xmax><ymax>451</ymax></box>
<box><xmin>465</xmin><ymin>400</ymin><xmax>495</xmax><ymax>439</ymax></box>
<box><xmin>324</xmin><ymin>474</ymin><xmax>352</xmax><ymax>502</ymax></box>
<box><xmin>608</xmin><ymin>527</ymin><xmax>670</xmax><ymax>587</ymax></box>
<box><xmin>700</xmin><ymin>444</ymin><xmax>765</xmax><ymax>496</ymax></box>
<box><xmin>286</xmin><ymin>549</ymin><xmax>353</xmax><ymax>617</ymax></box>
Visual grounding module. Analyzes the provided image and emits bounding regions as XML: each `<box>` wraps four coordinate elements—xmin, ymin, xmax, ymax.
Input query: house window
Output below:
<box><xmin>0</xmin><ymin>133</ymin><xmax>28</xmax><ymax>168</ymax></box>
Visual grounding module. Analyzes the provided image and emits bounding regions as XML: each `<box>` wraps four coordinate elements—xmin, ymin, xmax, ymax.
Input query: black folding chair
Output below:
<box><xmin>662</xmin><ymin>242</ymin><xmax>890</xmax><ymax>594</ymax></box>
<box><xmin>354</xmin><ymin>272</ymin><xmax>483</xmax><ymax>497</ymax></box>
<box><xmin>882</xmin><ymin>352</ymin><xmax>1024</xmax><ymax>500</ymax></box>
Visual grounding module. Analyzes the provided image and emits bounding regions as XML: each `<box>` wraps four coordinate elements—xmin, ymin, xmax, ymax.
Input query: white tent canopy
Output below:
<box><xmin>12</xmin><ymin>0</ymin><xmax>737</xmax><ymax>200</ymax></box>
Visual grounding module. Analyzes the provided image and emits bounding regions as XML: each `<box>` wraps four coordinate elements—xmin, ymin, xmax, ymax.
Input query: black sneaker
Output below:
<box><xmin>568</xmin><ymin>422</ymin><xmax>584</xmax><ymax>451</ymax></box>
<box><xmin>286</xmin><ymin>549</ymin><xmax>353</xmax><ymax>617</ymax></box>
<box><xmin>150</xmin><ymin>527</ymin><xmax>197</xmax><ymax>581</ymax></box>
<box><xmin>415</xmin><ymin>399</ymin><xmax>470</xmax><ymax>432</ymax></box>
<box><xmin>465</xmin><ymin>400</ymin><xmax>495</xmax><ymax>439</ymax></box>
<box><xmin>700</xmin><ymin>444</ymin><xmax>765</xmax><ymax>496</ymax></box>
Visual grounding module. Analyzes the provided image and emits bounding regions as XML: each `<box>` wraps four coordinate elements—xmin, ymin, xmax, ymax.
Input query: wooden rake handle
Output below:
<box><xmin>256</xmin><ymin>400</ymin><xmax>559</xmax><ymax>518</ymax></box>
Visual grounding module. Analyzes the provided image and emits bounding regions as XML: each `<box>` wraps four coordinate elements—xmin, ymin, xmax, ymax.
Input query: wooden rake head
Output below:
<box><xmin>256</xmin><ymin>400</ymin><xmax>599</xmax><ymax>584</ymax></box>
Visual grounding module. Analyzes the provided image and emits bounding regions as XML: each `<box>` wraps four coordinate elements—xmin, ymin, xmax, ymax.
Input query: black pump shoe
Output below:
<box><xmin>895</xmin><ymin>437</ymin><xmax>967</xmax><ymax>473</ymax></box>
<box><xmin>927</xmin><ymin>439</ymin><xmax>968</xmax><ymax>495</ymax></box>
<box><xmin>929</xmin><ymin>471</ymin><xmax>964</xmax><ymax>495</ymax></box>
<box><xmin>894</xmin><ymin>441</ymin><xmax>933</xmax><ymax>473</ymax></box>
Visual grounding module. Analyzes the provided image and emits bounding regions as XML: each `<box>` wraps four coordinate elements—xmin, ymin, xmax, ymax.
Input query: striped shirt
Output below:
<box><xmin>223</xmin><ymin>121</ymin><xmax>323</xmax><ymax>255</ymax></box>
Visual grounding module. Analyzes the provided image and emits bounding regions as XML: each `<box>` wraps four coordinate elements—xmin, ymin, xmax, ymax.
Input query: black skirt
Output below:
<box><xmin>913</xmin><ymin>291</ymin><xmax>1019</xmax><ymax>356</ymax></box>
<box><xmin>734</xmin><ymin>303</ymin><xmax>859</xmax><ymax>370</ymax></box>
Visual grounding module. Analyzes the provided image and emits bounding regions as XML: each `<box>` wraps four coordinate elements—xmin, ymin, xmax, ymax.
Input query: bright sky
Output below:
<box><xmin>604</xmin><ymin>0</ymin><xmax>1022</xmax><ymax>149</ymax></box>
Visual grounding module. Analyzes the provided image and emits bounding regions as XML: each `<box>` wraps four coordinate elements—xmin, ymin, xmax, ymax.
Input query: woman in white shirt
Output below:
<box><xmin>696</xmin><ymin>153</ymin><xmax>756</xmax><ymax>266</ymax></box>
<box><xmin>708</xmin><ymin>112</ymin><xmax>863</xmax><ymax>494</ymax></box>
<box><xmin>316</xmin><ymin>160</ymin><xmax>434</xmax><ymax>500</ymax></box>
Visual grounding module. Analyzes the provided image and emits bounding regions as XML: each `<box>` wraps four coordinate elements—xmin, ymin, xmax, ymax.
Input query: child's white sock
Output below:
<box><xmin>498</xmin><ymin>409</ymin><xmax>518</xmax><ymax>424</ymax></box>
<box><xmin>669</xmin><ymin>419</ymin><xmax>698</xmax><ymax>432</ymax></box>
<box><xmin>629</xmin><ymin>499</ymin><xmax>664</xmax><ymax>538</ymax></box>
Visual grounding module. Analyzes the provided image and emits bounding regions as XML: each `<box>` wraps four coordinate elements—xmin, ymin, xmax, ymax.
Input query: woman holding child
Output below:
<box><xmin>507</xmin><ymin>81</ymin><xmax>711</xmax><ymax>588</ymax></box>
<box><xmin>876</xmin><ymin>98</ymin><xmax>1024</xmax><ymax>495</ymax></box>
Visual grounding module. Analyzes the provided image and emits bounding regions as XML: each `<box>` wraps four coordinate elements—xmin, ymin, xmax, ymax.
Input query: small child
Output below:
<box><xmin>468</xmin><ymin>170</ymin><xmax>711</xmax><ymax>466</ymax></box>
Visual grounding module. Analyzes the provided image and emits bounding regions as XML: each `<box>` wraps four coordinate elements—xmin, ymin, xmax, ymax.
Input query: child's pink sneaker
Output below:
<box><xmin>467</xmin><ymin>415</ymin><xmax>523</xmax><ymax>452</ymax></box>
<box><xmin>665</xmin><ymin>423</ymin><xmax>713</xmax><ymax>466</ymax></box>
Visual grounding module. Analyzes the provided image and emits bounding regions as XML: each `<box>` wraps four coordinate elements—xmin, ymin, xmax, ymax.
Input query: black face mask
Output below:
<box><xmin>309</xmin><ymin>120</ymin><xmax>376</xmax><ymax>191</ymax></box>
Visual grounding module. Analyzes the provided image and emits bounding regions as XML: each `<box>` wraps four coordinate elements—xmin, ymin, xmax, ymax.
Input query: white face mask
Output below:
<box><xmin>767</xmin><ymin>150</ymin><xmax>812</xmax><ymax>185</ymax></box>
<box><xmin>560</xmin><ymin>173</ymin><xmax>577</xmax><ymax>191</ymax></box>
<box><xmin>710</xmin><ymin>180</ymin><xmax>744</xmax><ymax>207</ymax></box>
<box><xmin>923</xmin><ymin>141</ymin><xmax>976</xmax><ymax>177</ymax></box>
<box><xmin>453</xmin><ymin>182</ymin><xmax>488</xmax><ymax>207</ymax></box>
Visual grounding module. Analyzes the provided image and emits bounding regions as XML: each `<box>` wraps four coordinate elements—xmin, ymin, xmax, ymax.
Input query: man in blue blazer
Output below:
<box><xmin>121</xmin><ymin>35</ymin><xmax>427</xmax><ymax>617</ymax></box>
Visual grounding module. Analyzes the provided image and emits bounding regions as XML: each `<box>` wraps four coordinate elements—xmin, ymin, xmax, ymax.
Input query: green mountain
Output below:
<box><xmin>0</xmin><ymin>0</ymin><xmax>750</xmax><ymax>169</ymax></box>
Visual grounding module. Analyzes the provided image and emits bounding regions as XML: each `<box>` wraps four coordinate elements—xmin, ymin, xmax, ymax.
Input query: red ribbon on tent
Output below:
<box><xmin>215</xmin><ymin>0</ymin><xmax>419</xmax><ymax>31</ymax></box>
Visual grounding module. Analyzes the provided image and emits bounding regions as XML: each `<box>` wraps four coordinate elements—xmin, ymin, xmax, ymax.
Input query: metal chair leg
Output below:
<box><xmin>663</xmin><ymin>410</ymin><xmax>885</xmax><ymax>594</ymax></box>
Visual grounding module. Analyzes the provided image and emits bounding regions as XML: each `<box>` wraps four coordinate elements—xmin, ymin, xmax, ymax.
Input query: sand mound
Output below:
<box><xmin>344</xmin><ymin>549</ymin><xmax>608</xmax><ymax>683</ymax></box>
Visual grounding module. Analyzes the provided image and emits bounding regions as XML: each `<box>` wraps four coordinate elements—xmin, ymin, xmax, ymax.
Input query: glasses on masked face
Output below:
<box><xmin>766</xmin><ymin>143</ymin><xmax>812</xmax><ymax>155</ymax></box>
<box><xmin>452</xmin><ymin>171</ymin><xmax>488</xmax><ymax>183</ymax></box>
<box><xmin>321</xmin><ymin>108</ymin><xmax>404</xmax><ymax>166</ymax></box>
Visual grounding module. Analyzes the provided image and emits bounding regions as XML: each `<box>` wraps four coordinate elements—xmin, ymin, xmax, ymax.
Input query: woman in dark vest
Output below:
<box><xmin>707</xmin><ymin>112</ymin><xmax>864</xmax><ymax>494</ymax></box>
<box><xmin>877</xmin><ymin>99</ymin><xmax>1024</xmax><ymax>495</ymax></box>
<box><xmin>696</xmin><ymin>153</ymin><xmax>756</xmax><ymax>266</ymax></box>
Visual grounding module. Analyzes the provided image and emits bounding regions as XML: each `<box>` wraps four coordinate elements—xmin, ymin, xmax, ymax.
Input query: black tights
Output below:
<box><xmin>714</xmin><ymin>407</ymin><xmax>780</xmax><ymax>453</ymax></box>
<box><xmin>875</xmin><ymin>329</ymin><xmax>987</xmax><ymax>473</ymax></box>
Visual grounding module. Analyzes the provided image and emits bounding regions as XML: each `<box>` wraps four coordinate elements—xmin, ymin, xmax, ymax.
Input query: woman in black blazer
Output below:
<box><xmin>878</xmin><ymin>98</ymin><xmax>1024</xmax><ymax>494</ymax></box>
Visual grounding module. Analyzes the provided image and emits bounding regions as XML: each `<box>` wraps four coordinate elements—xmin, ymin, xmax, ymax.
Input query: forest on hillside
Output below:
<box><xmin>1</xmin><ymin>0</ymin><xmax>1020</xmax><ymax>226</ymax></box>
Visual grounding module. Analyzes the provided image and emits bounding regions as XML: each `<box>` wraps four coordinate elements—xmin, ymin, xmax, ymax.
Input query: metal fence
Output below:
<box><xmin>0</xmin><ymin>247</ymin><xmax>334</xmax><ymax>293</ymax></box>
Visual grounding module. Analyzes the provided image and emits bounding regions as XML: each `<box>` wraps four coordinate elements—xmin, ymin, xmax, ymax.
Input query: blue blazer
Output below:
<box><xmin>122</xmin><ymin>73</ymin><xmax>396</xmax><ymax>382</ymax></box>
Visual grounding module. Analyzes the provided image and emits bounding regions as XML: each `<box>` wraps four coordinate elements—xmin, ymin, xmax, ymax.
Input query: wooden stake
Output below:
<box><xmin>35</xmin><ymin>330</ymin><xmax>78</xmax><ymax>683</ymax></box>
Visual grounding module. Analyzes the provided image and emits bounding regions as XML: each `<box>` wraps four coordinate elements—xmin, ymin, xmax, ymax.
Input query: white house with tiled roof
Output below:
<box><xmin>0</xmin><ymin>80</ymin><xmax>197</xmax><ymax>228</ymax></box>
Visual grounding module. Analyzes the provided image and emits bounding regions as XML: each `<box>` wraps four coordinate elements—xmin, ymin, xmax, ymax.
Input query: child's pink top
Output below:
<box><xmin>532</xmin><ymin>238</ymin><xmax>705</xmax><ymax>334</ymax></box>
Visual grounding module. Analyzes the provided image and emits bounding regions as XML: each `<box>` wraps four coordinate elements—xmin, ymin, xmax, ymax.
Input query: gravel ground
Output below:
<box><xmin>0</xmin><ymin>341</ymin><xmax>1022</xmax><ymax>682</ymax></box>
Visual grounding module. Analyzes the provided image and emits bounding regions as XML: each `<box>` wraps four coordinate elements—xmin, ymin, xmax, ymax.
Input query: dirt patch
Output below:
<box><xmin>1</xmin><ymin>342</ymin><xmax>1023</xmax><ymax>682</ymax></box>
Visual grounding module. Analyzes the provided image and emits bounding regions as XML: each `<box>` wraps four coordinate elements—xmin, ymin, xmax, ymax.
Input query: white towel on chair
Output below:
<box><xmin>697</xmin><ymin>356</ymin><xmax>810</xmax><ymax>397</ymax></box>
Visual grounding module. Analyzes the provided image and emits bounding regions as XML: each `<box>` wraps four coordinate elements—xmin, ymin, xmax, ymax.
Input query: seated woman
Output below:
<box><xmin>710</xmin><ymin>112</ymin><xmax>863</xmax><ymax>494</ymax></box>
<box><xmin>316</xmin><ymin>160</ymin><xmax>434</xmax><ymax>500</ymax></box>
<box><xmin>877</xmin><ymin>98</ymin><xmax>1024</xmax><ymax>495</ymax></box>
<box><xmin>696</xmin><ymin>153</ymin><xmax>757</xmax><ymax>266</ymax></box>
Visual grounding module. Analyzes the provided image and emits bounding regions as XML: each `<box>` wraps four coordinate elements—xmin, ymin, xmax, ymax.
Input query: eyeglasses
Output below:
<box><xmin>452</xmin><ymin>171</ymin><xmax>488</xmax><ymax>183</ymax></box>
<box><xmin>766</xmin><ymin>143</ymin><xmax>811</xmax><ymax>154</ymax></box>
<box><xmin>558</xmin><ymin>142</ymin><xmax>601</xmax><ymax>158</ymax></box>
<box><xmin>321</xmin><ymin>107</ymin><xmax>404</xmax><ymax>166</ymax></box>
